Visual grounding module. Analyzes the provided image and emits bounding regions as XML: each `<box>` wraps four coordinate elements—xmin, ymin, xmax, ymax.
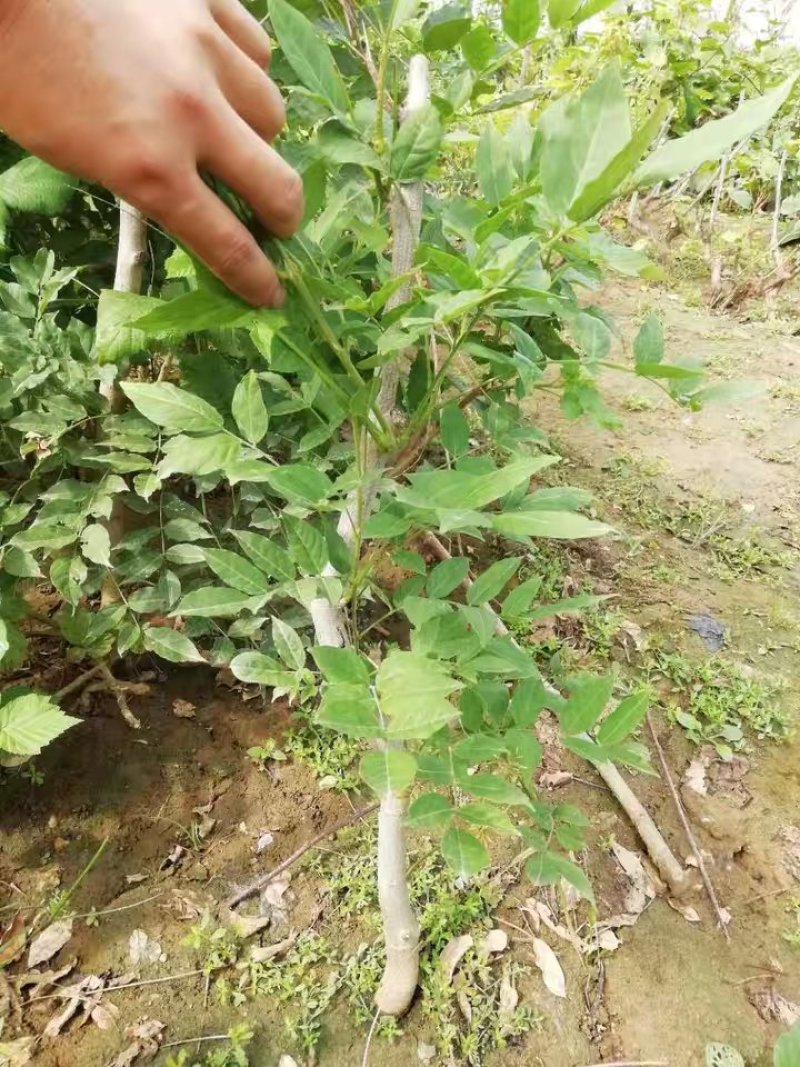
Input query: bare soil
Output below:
<box><xmin>2</xmin><ymin>281</ymin><xmax>800</xmax><ymax>1067</ymax></box>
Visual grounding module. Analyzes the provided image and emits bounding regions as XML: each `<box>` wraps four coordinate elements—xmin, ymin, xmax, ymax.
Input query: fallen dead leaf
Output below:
<box><xmin>594</xmin><ymin>929</ymin><xmax>621</xmax><ymax>953</ymax></box>
<box><xmin>520</xmin><ymin>899</ymin><xmax>582</xmax><ymax>952</ymax></box>
<box><xmin>417</xmin><ymin>1041</ymin><xmax>436</xmax><ymax>1063</ymax></box>
<box><xmin>778</xmin><ymin>825</ymin><xmax>800</xmax><ymax>882</ymax></box>
<box><xmin>0</xmin><ymin>915</ymin><xmax>27</xmax><ymax>969</ymax></box>
<box><xmin>538</xmin><ymin>771</ymin><xmax>572</xmax><ymax>790</ymax></box>
<box><xmin>125</xmin><ymin>873</ymin><xmax>148</xmax><ymax>886</ymax></box>
<box><xmin>456</xmin><ymin>989</ymin><xmax>472</xmax><ymax>1023</ymax></box>
<box><xmin>531</xmin><ymin>937</ymin><xmax>566</xmax><ymax>998</ymax></box>
<box><xmin>0</xmin><ymin>1035</ymin><xmax>34</xmax><ymax>1067</ymax></box>
<box><xmin>610</xmin><ymin>842</ymin><xmax>655</xmax><ymax>916</ymax></box>
<box><xmin>278</xmin><ymin>1057</ymin><xmax>300</xmax><ymax>1067</ymax></box>
<box><xmin>499</xmin><ymin>970</ymin><xmax>519</xmax><ymax>1018</ymax></box>
<box><xmin>43</xmin><ymin>975</ymin><xmax>105</xmax><ymax>1038</ymax></box>
<box><xmin>227</xmin><ymin>912</ymin><xmax>270</xmax><ymax>940</ymax></box>
<box><xmin>160</xmin><ymin>844</ymin><xmax>185</xmax><ymax>872</ymax></box>
<box><xmin>90</xmin><ymin>999</ymin><xmax>121</xmax><ymax>1031</ymax></box>
<box><xmin>667</xmin><ymin>898</ymin><xmax>701</xmax><ymax>923</ymax></box>
<box><xmin>255</xmin><ymin>831</ymin><xmax>274</xmax><ymax>855</ymax></box>
<box><xmin>105</xmin><ymin>1018</ymin><xmax>165</xmax><ymax>1067</ymax></box>
<box><xmin>16</xmin><ymin>959</ymin><xmax>76</xmax><ymax>995</ymax></box>
<box><xmin>683</xmin><ymin>758</ymin><xmax>709</xmax><ymax>796</ymax></box>
<box><xmin>440</xmin><ymin>934</ymin><xmax>473</xmax><ymax>983</ymax></box>
<box><xmin>250</xmin><ymin>932</ymin><xmax>297</xmax><ymax>963</ymax></box>
<box><xmin>28</xmin><ymin>919</ymin><xmax>73</xmax><ymax>969</ymax></box>
<box><xmin>481</xmin><ymin>929</ymin><xmax>508</xmax><ymax>955</ymax></box>
<box><xmin>195</xmin><ymin>813</ymin><xmax>216</xmax><ymax>841</ymax></box>
<box><xmin>128</xmin><ymin>930</ymin><xmax>165</xmax><ymax>966</ymax></box>
<box><xmin>748</xmin><ymin>986</ymin><xmax>800</xmax><ymax>1026</ymax></box>
<box><xmin>172</xmin><ymin>699</ymin><xmax>196</xmax><ymax>719</ymax></box>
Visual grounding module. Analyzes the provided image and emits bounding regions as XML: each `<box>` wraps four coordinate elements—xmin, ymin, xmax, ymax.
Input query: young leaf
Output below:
<box><xmin>231</xmin><ymin>371</ymin><xmax>268</xmax><ymax>445</ymax></box>
<box><xmin>143</xmin><ymin>627</ymin><xmax>204</xmax><ymax>665</ymax></box>
<box><xmin>0</xmin><ymin>692</ymin><xmax>79</xmax><ymax>756</ymax></box>
<box><xmin>633</xmin><ymin>313</ymin><xmax>665</xmax><ymax>366</ymax></box>
<box><xmin>80</xmin><ymin>524</ymin><xmax>111</xmax><ymax>567</ymax></box>
<box><xmin>597</xmin><ymin>691</ymin><xmax>650</xmax><ymax>746</ymax></box>
<box><xmin>406</xmin><ymin>794</ymin><xmax>454</xmax><ymax>830</ymax></box>
<box><xmin>378</xmin><ymin>649</ymin><xmax>461</xmax><ymax>740</ymax></box>
<box><xmin>233</xmin><ymin>531</ymin><xmax>295</xmax><ymax>583</ymax></box>
<box><xmin>131</xmin><ymin>287</ymin><xmax>254</xmax><ymax>335</ymax></box>
<box><xmin>466</xmin><ymin>558</ymin><xmax>521</xmax><ymax>606</ymax></box>
<box><xmin>441</xmin><ymin>827</ymin><xmax>490</xmax><ymax>877</ymax></box>
<box><xmin>402</xmin><ymin>456</ymin><xmax>558</xmax><ymax>512</ymax></box>
<box><xmin>0</xmin><ymin>157</ymin><xmax>73</xmax><ymax>214</ymax></box>
<box><xmin>95</xmin><ymin>290</ymin><xmax>163</xmax><ymax>365</ymax></box>
<box><xmin>267</xmin><ymin>0</ymin><xmax>350</xmax><ymax>113</ymax></box>
<box><xmin>122</xmin><ymin>382</ymin><xmax>223</xmax><ymax>433</ymax></box>
<box><xmin>157</xmin><ymin>434</ymin><xmax>240</xmax><ymax>479</ymax></box>
<box><xmin>476</xmin><ymin>124</ymin><xmax>515</xmax><ymax>207</ymax></box>
<box><xmin>501</xmin><ymin>577</ymin><xmax>543</xmax><ymax>620</ymax></box>
<box><xmin>548</xmin><ymin>0</ymin><xmax>581</xmax><ymax>26</ymax></box>
<box><xmin>317</xmin><ymin>685</ymin><xmax>382</xmax><ymax>738</ymax></box>
<box><xmin>230</xmin><ymin>651</ymin><xmax>294</xmax><ymax>687</ymax></box>
<box><xmin>459</xmin><ymin>772</ymin><xmax>530</xmax><ymax>807</ymax></box>
<box><xmin>427</xmin><ymin>557</ymin><xmax>470</xmax><ymax>599</ymax></box>
<box><xmin>774</xmin><ymin>1022</ymin><xmax>800</xmax><ymax>1067</ymax></box>
<box><xmin>360</xmin><ymin>749</ymin><xmax>418</xmax><ymax>797</ymax></box>
<box><xmin>312</xmin><ymin>646</ymin><xmax>370</xmax><ymax>685</ymax></box>
<box><xmin>440</xmin><ymin>403</ymin><xmax>470</xmax><ymax>456</ymax></box>
<box><xmin>203</xmin><ymin>549</ymin><xmax>267</xmax><ymax>596</ymax></box>
<box><xmin>558</xmin><ymin>675</ymin><xmax>614</xmax><ymax>735</ymax></box>
<box><xmin>266</xmin><ymin>464</ymin><xmax>333</xmax><ymax>507</ymax></box>
<box><xmin>636</xmin><ymin>74</ymin><xmax>799</xmax><ymax>187</ymax></box>
<box><xmin>459</xmin><ymin>801</ymin><xmax>518</xmax><ymax>835</ymax></box>
<box><xmin>503</xmin><ymin>0</ymin><xmax>541</xmax><ymax>43</ymax></box>
<box><xmin>273</xmin><ymin>618</ymin><xmax>306</xmax><ymax>671</ymax></box>
<box><xmin>390</xmin><ymin>104</ymin><xmax>443</xmax><ymax>181</ymax></box>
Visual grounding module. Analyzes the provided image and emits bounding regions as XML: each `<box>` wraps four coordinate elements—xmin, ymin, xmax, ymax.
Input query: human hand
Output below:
<box><xmin>0</xmin><ymin>0</ymin><xmax>302</xmax><ymax>306</ymax></box>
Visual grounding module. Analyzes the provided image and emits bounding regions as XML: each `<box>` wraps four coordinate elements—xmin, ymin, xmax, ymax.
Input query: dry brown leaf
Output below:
<box><xmin>499</xmin><ymin>971</ymin><xmax>519</xmax><ymax>1018</ymax></box>
<box><xmin>539</xmin><ymin>771</ymin><xmax>572</xmax><ymax>790</ymax></box>
<box><xmin>228</xmin><ymin>913</ymin><xmax>270</xmax><ymax>939</ymax></box>
<box><xmin>195</xmin><ymin>813</ymin><xmax>216</xmax><ymax>841</ymax></box>
<box><xmin>278</xmin><ymin>1057</ymin><xmax>300</xmax><ymax>1067</ymax></box>
<box><xmin>16</xmin><ymin>959</ymin><xmax>76</xmax><ymax>994</ymax></box>
<box><xmin>255</xmin><ymin>831</ymin><xmax>274</xmax><ymax>855</ymax></box>
<box><xmin>0</xmin><ymin>915</ymin><xmax>27</xmax><ymax>969</ymax></box>
<box><xmin>748</xmin><ymin>987</ymin><xmax>800</xmax><ymax>1027</ymax></box>
<box><xmin>172</xmin><ymin>699</ymin><xmax>196</xmax><ymax>719</ymax></box>
<box><xmin>440</xmin><ymin>934</ymin><xmax>473</xmax><ymax>983</ymax></box>
<box><xmin>667</xmin><ymin>898</ymin><xmax>701</xmax><ymax>923</ymax></box>
<box><xmin>91</xmin><ymin>999</ymin><xmax>121</xmax><ymax>1031</ymax></box>
<box><xmin>594</xmin><ymin>929</ymin><xmax>621</xmax><ymax>953</ymax></box>
<box><xmin>125</xmin><ymin>874</ymin><xmax>148</xmax><ymax>886</ymax></box>
<box><xmin>521</xmin><ymin>899</ymin><xmax>582</xmax><ymax>951</ymax></box>
<box><xmin>417</xmin><ymin>1041</ymin><xmax>436</xmax><ymax>1063</ymax></box>
<box><xmin>778</xmin><ymin>825</ymin><xmax>800</xmax><ymax>882</ymax></box>
<box><xmin>481</xmin><ymin>929</ymin><xmax>508</xmax><ymax>955</ymax></box>
<box><xmin>611</xmin><ymin>841</ymin><xmax>655</xmax><ymax>916</ymax></box>
<box><xmin>105</xmin><ymin>1018</ymin><xmax>165</xmax><ymax>1067</ymax></box>
<box><xmin>0</xmin><ymin>1035</ymin><xmax>34</xmax><ymax>1067</ymax></box>
<box><xmin>456</xmin><ymin>989</ymin><xmax>472</xmax><ymax>1023</ymax></box>
<box><xmin>250</xmin><ymin>933</ymin><xmax>297</xmax><ymax>963</ymax></box>
<box><xmin>43</xmin><ymin>978</ymin><xmax>92</xmax><ymax>1039</ymax></box>
<box><xmin>683</xmin><ymin>758</ymin><xmax>709</xmax><ymax>796</ymax></box>
<box><xmin>128</xmin><ymin>930</ymin><xmax>164</xmax><ymax>966</ymax></box>
<box><xmin>531</xmin><ymin>937</ymin><xmax>566</xmax><ymax>998</ymax></box>
<box><xmin>28</xmin><ymin>919</ymin><xmax>73</xmax><ymax>969</ymax></box>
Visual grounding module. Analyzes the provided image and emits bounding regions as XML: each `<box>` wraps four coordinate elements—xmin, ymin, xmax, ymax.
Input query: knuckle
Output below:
<box><xmin>216</xmin><ymin>229</ymin><xmax>260</xmax><ymax>276</ymax></box>
<box><xmin>168</xmin><ymin>85</ymin><xmax>211</xmax><ymax>128</ymax></box>
<box><xmin>117</xmin><ymin>152</ymin><xmax>175</xmax><ymax>213</ymax></box>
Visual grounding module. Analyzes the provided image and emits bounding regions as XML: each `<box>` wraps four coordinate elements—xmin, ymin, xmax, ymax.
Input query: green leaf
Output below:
<box><xmin>501</xmin><ymin>577</ymin><xmax>543</xmax><ymax>620</ymax></box>
<box><xmin>0</xmin><ymin>692</ymin><xmax>79</xmax><ymax>756</ymax></box>
<box><xmin>268</xmin><ymin>0</ymin><xmax>350</xmax><ymax>113</ymax></box>
<box><xmin>597</xmin><ymin>691</ymin><xmax>650</xmax><ymax>746</ymax></box>
<box><xmin>476</xmin><ymin>124</ymin><xmax>515</xmax><ymax>207</ymax></box>
<box><xmin>95</xmin><ymin>291</ymin><xmax>163</xmax><ymax>365</ymax></box>
<box><xmin>157</xmin><ymin>434</ymin><xmax>240</xmax><ymax>479</ymax></box>
<box><xmin>175</xmin><ymin>587</ymin><xmax>257</xmax><ymax>618</ymax></box>
<box><xmin>80</xmin><ymin>524</ymin><xmax>111</xmax><ymax>567</ymax></box>
<box><xmin>422</xmin><ymin>2</ymin><xmax>471</xmax><ymax>51</ymax></box>
<box><xmin>461</xmin><ymin>24</ymin><xmax>496</xmax><ymax>71</ymax></box>
<box><xmin>360</xmin><ymin>749</ymin><xmax>417</xmax><ymax>797</ymax></box>
<box><xmin>510</xmin><ymin>678</ymin><xmax>549</xmax><ymax>727</ymax></box>
<box><xmin>390</xmin><ymin>104</ymin><xmax>443</xmax><ymax>181</ymax></box>
<box><xmin>441</xmin><ymin>827</ymin><xmax>490</xmax><ymax>877</ymax></box>
<box><xmin>232</xmin><ymin>371</ymin><xmax>268</xmax><ymax>445</ymax></box>
<box><xmin>122</xmin><ymin>382</ymin><xmax>223</xmax><ymax>433</ymax></box>
<box><xmin>774</xmin><ymin>1022</ymin><xmax>800</xmax><ymax>1067</ymax></box>
<box><xmin>0</xmin><ymin>158</ymin><xmax>73</xmax><ymax>214</ymax></box>
<box><xmin>265</xmin><ymin>464</ymin><xmax>333</xmax><ymax>507</ymax></box>
<box><xmin>526</xmin><ymin>593</ymin><xmax>606</xmax><ymax>621</ymax></box>
<box><xmin>317</xmin><ymin>685</ymin><xmax>382</xmax><ymax>738</ymax></box>
<box><xmin>402</xmin><ymin>456</ymin><xmax>558</xmax><ymax>512</ymax></box>
<box><xmin>559</xmin><ymin>675</ymin><xmax>614</xmax><ymax>735</ymax></box>
<box><xmin>440</xmin><ymin>403</ymin><xmax>470</xmax><ymax>456</ymax></box>
<box><xmin>493</xmin><ymin>510</ymin><xmax>610</xmax><ymax>540</ymax></box>
<box><xmin>230</xmin><ymin>651</ymin><xmax>294</xmax><ymax>687</ymax></box>
<box><xmin>233</xmin><ymin>531</ymin><xmax>295</xmax><ymax>582</ymax></box>
<box><xmin>284</xmin><ymin>516</ymin><xmax>328</xmax><ymax>574</ymax></box>
<box><xmin>453</xmin><ymin>734</ymin><xmax>507</xmax><ymax>763</ymax></box>
<box><xmin>427</xmin><ymin>557</ymin><xmax>470</xmax><ymax>598</ymax></box>
<box><xmin>378</xmin><ymin>649</ymin><xmax>460</xmax><ymax>740</ymax></box>
<box><xmin>504</xmin><ymin>728</ymin><xmax>543</xmax><ymax>776</ymax></box>
<box><xmin>460</xmin><ymin>772</ymin><xmax>530</xmax><ymax>807</ymax></box>
<box><xmin>143</xmin><ymin>626</ymin><xmax>204</xmax><ymax>664</ymax></box>
<box><xmin>312</xmin><ymin>646</ymin><xmax>370</xmax><ymax>685</ymax></box>
<box><xmin>633</xmin><ymin>313</ymin><xmax>664</xmax><ymax>366</ymax></box>
<box><xmin>3</xmin><ymin>547</ymin><xmax>40</xmax><ymax>579</ymax></box>
<box><xmin>459</xmin><ymin>801</ymin><xmax>518</xmax><ymax>835</ymax></box>
<box><xmin>272</xmin><ymin>617</ymin><xmax>306</xmax><ymax>671</ymax></box>
<box><xmin>569</xmin><ymin>102</ymin><xmax>669</xmax><ymax>222</ymax></box>
<box><xmin>548</xmin><ymin>0</ymin><xmax>581</xmax><ymax>26</ymax></box>
<box><xmin>407</xmin><ymin>794</ymin><xmax>454</xmax><ymax>830</ymax></box>
<box><xmin>132</xmin><ymin>287</ymin><xmax>254</xmax><ymax>335</ymax></box>
<box><xmin>636</xmin><ymin>75</ymin><xmax>799</xmax><ymax>187</ymax></box>
<box><xmin>540</xmin><ymin>62</ymin><xmax>631</xmax><ymax>216</ymax></box>
<box><xmin>503</xmin><ymin>0</ymin><xmax>541</xmax><ymax>43</ymax></box>
<box><xmin>688</xmin><ymin>381</ymin><xmax>767</xmax><ymax>408</ymax></box>
<box><xmin>390</xmin><ymin>0</ymin><xmax>422</xmax><ymax>30</ymax></box>
<box><xmin>466</xmin><ymin>558</ymin><xmax>520</xmax><ymax>606</ymax></box>
<box><xmin>525</xmin><ymin>851</ymin><xmax>594</xmax><ymax>903</ymax></box>
<box><xmin>203</xmin><ymin>549</ymin><xmax>267</xmax><ymax>596</ymax></box>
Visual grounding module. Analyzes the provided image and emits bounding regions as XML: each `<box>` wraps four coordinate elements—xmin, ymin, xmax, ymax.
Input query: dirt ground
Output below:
<box><xmin>2</xmin><ymin>280</ymin><xmax>800</xmax><ymax>1067</ymax></box>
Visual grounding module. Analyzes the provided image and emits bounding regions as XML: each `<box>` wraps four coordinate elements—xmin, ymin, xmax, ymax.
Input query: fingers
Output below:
<box><xmin>151</xmin><ymin>173</ymin><xmax>286</xmax><ymax>307</ymax></box>
<box><xmin>210</xmin><ymin>29</ymin><xmax>286</xmax><ymax>142</ymax></box>
<box><xmin>210</xmin><ymin>0</ymin><xmax>271</xmax><ymax>68</ymax></box>
<box><xmin>202</xmin><ymin>109</ymin><xmax>304</xmax><ymax>240</ymax></box>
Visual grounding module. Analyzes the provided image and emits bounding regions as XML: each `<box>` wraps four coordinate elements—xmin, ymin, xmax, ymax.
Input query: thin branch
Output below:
<box><xmin>54</xmin><ymin>665</ymin><xmax>103</xmax><ymax>703</ymax></box>
<box><xmin>361</xmin><ymin>1006</ymin><xmax>381</xmax><ymax>1067</ymax></box>
<box><xmin>25</xmin><ymin>970</ymin><xmax>203</xmax><ymax>1006</ymax></box>
<box><xmin>646</xmin><ymin>713</ymin><xmax>730</xmax><ymax>939</ymax></box>
<box><xmin>224</xmin><ymin>802</ymin><xmax>379</xmax><ymax>910</ymax></box>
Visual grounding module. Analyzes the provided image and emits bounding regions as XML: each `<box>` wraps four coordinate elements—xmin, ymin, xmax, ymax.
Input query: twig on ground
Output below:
<box><xmin>161</xmin><ymin>1034</ymin><xmax>230</xmax><ymax>1050</ymax></box>
<box><xmin>93</xmin><ymin>662</ymin><xmax>142</xmax><ymax>729</ymax></box>
<box><xmin>25</xmin><ymin>969</ymin><xmax>203</xmax><ymax>1005</ymax></box>
<box><xmin>224</xmin><ymin>802</ymin><xmax>379</xmax><ymax>910</ymax></box>
<box><xmin>362</xmin><ymin>1006</ymin><xmax>381</xmax><ymax>1067</ymax></box>
<box><xmin>423</xmin><ymin>532</ymin><xmax>689</xmax><ymax>897</ymax></box>
<box><xmin>55</xmin><ymin>665</ymin><xmax>104</xmax><ymax>703</ymax></box>
<box><xmin>646</xmin><ymin>712</ymin><xmax>731</xmax><ymax>939</ymax></box>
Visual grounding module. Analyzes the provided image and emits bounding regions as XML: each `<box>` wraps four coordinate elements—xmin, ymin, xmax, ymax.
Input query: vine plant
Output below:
<box><xmin>0</xmin><ymin>0</ymin><xmax>795</xmax><ymax>1018</ymax></box>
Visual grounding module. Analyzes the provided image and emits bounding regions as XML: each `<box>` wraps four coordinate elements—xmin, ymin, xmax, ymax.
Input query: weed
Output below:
<box><xmin>283</xmin><ymin>715</ymin><xmax>362</xmax><ymax>793</ymax></box>
<box><xmin>578</xmin><ymin>608</ymin><xmax>626</xmax><ymax>661</ymax></box>
<box><xmin>649</xmin><ymin>649</ymin><xmax>789</xmax><ymax>757</ymax></box>
<box><xmin>783</xmin><ymin>898</ymin><xmax>800</xmax><ymax>950</ymax></box>
<box><xmin>183</xmin><ymin>915</ymin><xmax>240</xmax><ymax>977</ymax></box>
<box><xmin>621</xmin><ymin>393</ymin><xmax>656</xmax><ymax>412</ymax></box>
<box><xmin>165</xmin><ymin>1025</ymin><xmax>253</xmax><ymax>1067</ymax></box>
<box><xmin>246</xmin><ymin>738</ymin><xmax>288</xmax><ymax>767</ymax></box>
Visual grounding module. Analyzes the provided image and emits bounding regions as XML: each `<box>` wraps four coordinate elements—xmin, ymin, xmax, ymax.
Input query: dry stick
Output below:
<box><xmin>25</xmin><ymin>970</ymin><xmax>203</xmax><ymax>1006</ymax></box>
<box><xmin>54</xmin><ymin>665</ymin><xmax>103</xmax><ymax>703</ymax></box>
<box><xmin>97</xmin><ymin>660</ymin><xmax>141</xmax><ymax>730</ymax></box>
<box><xmin>771</xmin><ymin>148</ymin><xmax>789</xmax><ymax>271</ymax></box>
<box><xmin>423</xmin><ymin>533</ymin><xmax>689</xmax><ymax>898</ymax></box>
<box><xmin>224</xmin><ymin>802</ymin><xmax>378</xmax><ymax>911</ymax></box>
<box><xmin>646</xmin><ymin>713</ymin><xmax>730</xmax><ymax>938</ymax></box>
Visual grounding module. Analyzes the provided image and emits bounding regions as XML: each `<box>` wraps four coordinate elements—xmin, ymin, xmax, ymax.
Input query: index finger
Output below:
<box><xmin>211</xmin><ymin>0</ymin><xmax>272</xmax><ymax>68</ymax></box>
